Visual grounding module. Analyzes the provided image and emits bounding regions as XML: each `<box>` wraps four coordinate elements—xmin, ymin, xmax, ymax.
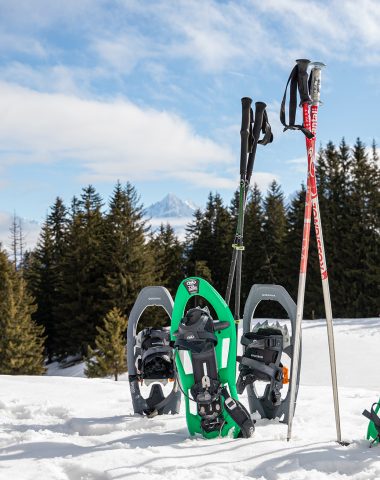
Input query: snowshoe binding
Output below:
<box><xmin>171</xmin><ymin>277</ymin><xmax>254</xmax><ymax>439</ymax></box>
<box><xmin>128</xmin><ymin>286</ymin><xmax>181</xmax><ymax>417</ymax></box>
<box><xmin>363</xmin><ymin>400</ymin><xmax>380</xmax><ymax>447</ymax></box>
<box><xmin>237</xmin><ymin>284</ymin><xmax>301</xmax><ymax>423</ymax></box>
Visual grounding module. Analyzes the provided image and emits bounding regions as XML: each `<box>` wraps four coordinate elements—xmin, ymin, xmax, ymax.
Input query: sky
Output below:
<box><xmin>0</xmin><ymin>0</ymin><xmax>379</xmax><ymax>249</ymax></box>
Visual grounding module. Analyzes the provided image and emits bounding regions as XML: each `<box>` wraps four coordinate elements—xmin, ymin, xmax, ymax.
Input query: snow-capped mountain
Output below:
<box><xmin>145</xmin><ymin>193</ymin><xmax>198</xmax><ymax>219</ymax></box>
<box><xmin>145</xmin><ymin>194</ymin><xmax>198</xmax><ymax>239</ymax></box>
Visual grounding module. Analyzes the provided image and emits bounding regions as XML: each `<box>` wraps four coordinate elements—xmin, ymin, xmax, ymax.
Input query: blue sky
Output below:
<box><xmin>0</xmin><ymin>0</ymin><xmax>379</xmax><ymax>247</ymax></box>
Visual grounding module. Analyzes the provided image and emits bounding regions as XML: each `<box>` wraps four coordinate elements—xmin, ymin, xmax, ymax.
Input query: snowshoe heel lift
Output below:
<box><xmin>237</xmin><ymin>284</ymin><xmax>301</xmax><ymax>423</ymax></box>
<box><xmin>171</xmin><ymin>277</ymin><xmax>254</xmax><ymax>439</ymax></box>
<box><xmin>127</xmin><ymin>286</ymin><xmax>181</xmax><ymax>417</ymax></box>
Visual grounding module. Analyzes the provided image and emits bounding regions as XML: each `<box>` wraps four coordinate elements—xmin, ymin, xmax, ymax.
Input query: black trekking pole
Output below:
<box><xmin>225</xmin><ymin>97</ymin><xmax>252</xmax><ymax>310</ymax></box>
<box><xmin>233</xmin><ymin>101</ymin><xmax>273</xmax><ymax>322</ymax></box>
<box><xmin>225</xmin><ymin>100</ymin><xmax>273</xmax><ymax>323</ymax></box>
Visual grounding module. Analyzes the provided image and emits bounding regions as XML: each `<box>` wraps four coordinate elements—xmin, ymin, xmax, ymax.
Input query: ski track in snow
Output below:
<box><xmin>0</xmin><ymin>318</ymin><xmax>379</xmax><ymax>480</ymax></box>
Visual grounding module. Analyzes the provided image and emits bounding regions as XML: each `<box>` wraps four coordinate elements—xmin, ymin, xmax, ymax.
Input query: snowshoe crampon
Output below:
<box><xmin>127</xmin><ymin>286</ymin><xmax>181</xmax><ymax>417</ymax></box>
<box><xmin>237</xmin><ymin>284</ymin><xmax>301</xmax><ymax>423</ymax></box>
<box><xmin>363</xmin><ymin>400</ymin><xmax>380</xmax><ymax>447</ymax></box>
<box><xmin>171</xmin><ymin>277</ymin><xmax>254</xmax><ymax>439</ymax></box>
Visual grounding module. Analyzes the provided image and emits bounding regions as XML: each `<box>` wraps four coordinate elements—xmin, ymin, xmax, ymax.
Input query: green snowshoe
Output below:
<box><xmin>363</xmin><ymin>400</ymin><xmax>380</xmax><ymax>446</ymax></box>
<box><xmin>171</xmin><ymin>277</ymin><xmax>254</xmax><ymax>439</ymax></box>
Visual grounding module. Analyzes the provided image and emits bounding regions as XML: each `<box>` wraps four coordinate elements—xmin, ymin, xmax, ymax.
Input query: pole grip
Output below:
<box><xmin>296</xmin><ymin>59</ymin><xmax>311</xmax><ymax>105</ymax></box>
<box><xmin>310</xmin><ymin>62</ymin><xmax>326</xmax><ymax>105</ymax></box>
<box><xmin>246</xmin><ymin>101</ymin><xmax>266</xmax><ymax>184</ymax></box>
<box><xmin>240</xmin><ymin>97</ymin><xmax>252</xmax><ymax>177</ymax></box>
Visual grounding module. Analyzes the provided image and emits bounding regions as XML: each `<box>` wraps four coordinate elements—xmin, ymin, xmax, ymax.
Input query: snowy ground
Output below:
<box><xmin>0</xmin><ymin>318</ymin><xmax>379</xmax><ymax>480</ymax></box>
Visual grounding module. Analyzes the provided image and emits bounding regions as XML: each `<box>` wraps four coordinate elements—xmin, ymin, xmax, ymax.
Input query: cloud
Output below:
<box><xmin>286</xmin><ymin>156</ymin><xmax>308</xmax><ymax>173</ymax></box>
<box><xmin>251</xmin><ymin>172</ymin><xmax>280</xmax><ymax>192</ymax></box>
<box><xmin>251</xmin><ymin>0</ymin><xmax>380</xmax><ymax>65</ymax></box>
<box><xmin>93</xmin><ymin>0</ymin><xmax>380</xmax><ymax>72</ymax></box>
<box><xmin>0</xmin><ymin>81</ymin><xmax>234</xmax><ymax>187</ymax></box>
<box><xmin>0</xmin><ymin>1</ymin><xmax>379</xmax><ymax>88</ymax></box>
<box><xmin>92</xmin><ymin>31</ymin><xmax>153</xmax><ymax>73</ymax></box>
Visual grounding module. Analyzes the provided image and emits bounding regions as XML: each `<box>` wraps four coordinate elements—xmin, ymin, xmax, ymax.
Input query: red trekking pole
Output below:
<box><xmin>281</xmin><ymin>60</ymin><xmax>344</xmax><ymax>444</ymax></box>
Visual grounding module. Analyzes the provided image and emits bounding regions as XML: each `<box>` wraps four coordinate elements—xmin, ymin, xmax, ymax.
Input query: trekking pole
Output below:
<box><xmin>225</xmin><ymin>97</ymin><xmax>252</xmax><ymax>309</ymax></box>
<box><xmin>225</xmin><ymin>100</ymin><xmax>273</xmax><ymax>319</ymax></box>
<box><xmin>308</xmin><ymin>63</ymin><xmax>344</xmax><ymax>444</ymax></box>
<box><xmin>284</xmin><ymin>58</ymin><xmax>313</xmax><ymax>442</ymax></box>
<box><xmin>234</xmin><ymin>101</ymin><xmax>269</xmax><ymax>322</ymax></box>
<box><xmin>284</xmin><ymin>60</ymin><xmax>345</xmax><ymax>444</ymax></box>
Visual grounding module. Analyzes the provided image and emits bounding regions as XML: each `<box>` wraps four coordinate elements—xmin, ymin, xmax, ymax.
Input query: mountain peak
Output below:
<box><xmin>146</xmin><ymin>194</ymin><xmax>198</xmax><ymax>219</ymax></box>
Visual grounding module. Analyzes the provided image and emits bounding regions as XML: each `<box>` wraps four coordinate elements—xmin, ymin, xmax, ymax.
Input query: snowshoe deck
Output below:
<box><xmin>171</xmin><ymin>277</ymin><xmax>253</xmax><ymax>439</ymax></box>
<box><xmin>127</xmin><ymin>286</ymin><xmax>181</xmax><ymax>416</ymax></box>
<box><xmin>240</xmin><ymin>284</ymin><xmax>301</xmax><ymax>423</ymax></box>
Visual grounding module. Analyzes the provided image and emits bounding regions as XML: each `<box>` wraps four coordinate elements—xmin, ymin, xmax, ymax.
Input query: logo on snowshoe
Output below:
<box><xmin>184</xmin><ymin>279</ymin><xmax>199</xmax><ymax>294</ymax></box>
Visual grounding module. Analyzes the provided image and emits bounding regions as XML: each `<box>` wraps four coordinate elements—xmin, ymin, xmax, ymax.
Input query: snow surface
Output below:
<box><xmin>1</xmin><ymin>318</ymin><xmax>379</xmax><ymax>480</ymax></box>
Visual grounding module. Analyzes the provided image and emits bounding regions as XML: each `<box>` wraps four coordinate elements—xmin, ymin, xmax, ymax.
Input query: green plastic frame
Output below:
<box><xmin>367</xmin><ymin>399</ymin><xmax>380</xmax><ymax>444</ymax></box>
<box><xmin>170</xmin><ymin>277</ymin><xmax>241</xmax><ymax>438</ymax></box>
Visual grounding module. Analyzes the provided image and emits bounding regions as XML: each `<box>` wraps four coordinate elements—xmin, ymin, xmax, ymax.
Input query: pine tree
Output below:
<box><xmin>85</xmin><ymin>307</ymin><xmax>128</xmax><ymax>381</ymax></box>
<box><xmin>262</xmin><ymin>180</ymin><xmax>287</xmax><ymax>285</ymax></box>
<box><xmin>23</xmin><ymin>198</ymin><xmax>70</xmax><ymax>360</ymax></box>
<box><xmin>208</xmin><ymin>194</ymin><xmax>233</xmax><ymax>294</ymax></box>
<box><xmin>55</xmin><ymin>186</ymin><xmax>107</xmax><ymax>357</ymax></box>
<box><xmin>149</xmin><ymin>223</ymin><xmax>185</xmax><ymax>296</ymax></box>
<box><xmin>185</xmin><ymin>208</ymin><xmax>205</xmax><ymax>277</ymax></box>
<box><xmin>185</xmin><ymin>193</ymin><xmax>232</xmax><ymax>292</ymax></box>
<box><xmin>0</xmin><ymin>249</ymin><xmax>45</xmax><ymax>375</ymax></box>
<box><xmin>102</xmin><ymin>181</ymin><xmax>153</xmax><ymax>316</ymax></box>
<box><xmin>280</xmin><ymin>185</ymin><xmax>305</xmax><ymax>303</ymax></box>
<box><xmin>242</xmin><ymin>184</ymin><xmax>267</xmax><ymax>299</ymax></box>
<box><xmin>347</xmin><ymin>139</ymin><xmax>380</xmax><ymax>316</ymax></box>
<box><xmin>23</xmin><ymin>222</ymin><xmax>56</xmax><ymax>360</ymax></box>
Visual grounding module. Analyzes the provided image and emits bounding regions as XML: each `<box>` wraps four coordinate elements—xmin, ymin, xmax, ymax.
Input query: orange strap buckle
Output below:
<box><xmin>282</xmin><ymin>366</ymin><xmax>289</xmax><ymax>385</ymax></box>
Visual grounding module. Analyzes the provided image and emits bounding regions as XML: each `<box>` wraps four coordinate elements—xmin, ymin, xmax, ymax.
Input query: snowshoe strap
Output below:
<box><xmin>363</xmin><ymin>403</ymin><xmax>380</xmax><ymax>433</ymax></box>
<box><xmin>221</xmin><ymin>386</ymin><xmax>255</xmax><ymax>438</ymax></box>
<box><xmin>280</xmin><ymin>62</ymin><xmax>313</xmax><ymax>139</ymax></box>
<box><xmin>174</xmin><ymin>331</ymin><xmax>217</xmax><ymax>353</ymax></box>
<box><xmin>173</xmin><ymin>307</ymin><xmax>219</xmax><ymax>353</ymax></box>
<box><xmin>141</xmin><ymin>346</ymin><xmax>172</xmax><ymax>363</ymax></box>
<box><xmin>241</xmin><ymin>334</ymin><xmax>283</xmax><ymax>351</ymax></box>
<box><xmin>239</xmin><ymin>357</ymin><xmax>284</xmax><ymax>389</ymax></box>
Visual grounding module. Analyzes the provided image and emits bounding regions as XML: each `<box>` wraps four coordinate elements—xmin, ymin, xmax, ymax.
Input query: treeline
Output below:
<box><xmin>0</xmin><ymin>138</ymin><xmax>378</xmax><ymax>370</ymax></box>
<box><xmin>186</xmin><ymin>139</ymin><xmax>379</xmax><ymax>318</ymax></box>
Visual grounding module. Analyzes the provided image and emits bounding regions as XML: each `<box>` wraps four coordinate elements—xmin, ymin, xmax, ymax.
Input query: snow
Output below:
<box><xmin>1</xmin><ymin>318</ymin><xmax>379</xmax><ymax>480</ymax></box>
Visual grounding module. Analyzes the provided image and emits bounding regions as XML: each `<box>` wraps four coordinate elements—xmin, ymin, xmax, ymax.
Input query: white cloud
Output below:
<box><xmin>0</xmin><ymin>81</ymin><xmax>234</xmax><ymax>187</ymax></box>
<box><xmin>93</xmin><ymin>31</ymin><xmax>152</xmax><ymax>73</ymax></box>
<box><xmin>251</xmin><ymin>172</ymin><xmax>280</xmax><ymax>192</ymax></box>
<box><xmin>0</xmin><ymin>32</ymin><xmax>47</xmax><ymax>58</ymax></box>
<box><xmin>0</xmin><ymin>0</ymin><xmax>379</xmax><ymax>81</ymax></box>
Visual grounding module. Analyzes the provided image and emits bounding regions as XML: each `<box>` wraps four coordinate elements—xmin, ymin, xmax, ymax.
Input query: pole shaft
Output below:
<box><xmin>309</xmin><ymin>107</ymin><xmax>342</xmax><ymax>443</ymax></box>
<box><xmin>287</xmin><ymin>102</ymin><xmax>313</xmax><ymax>441</ymax></box>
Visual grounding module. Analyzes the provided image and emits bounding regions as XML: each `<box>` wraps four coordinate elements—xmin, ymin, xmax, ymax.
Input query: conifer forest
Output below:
<box><xmin>0</xmin><ymin>138</ymin><xmax>379</xmax><ymax>373</ymax></box>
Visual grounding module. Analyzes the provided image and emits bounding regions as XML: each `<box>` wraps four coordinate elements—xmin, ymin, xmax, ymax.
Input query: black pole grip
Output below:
<box><xmin>240</xmin><ymin>97</ymin><xmax>252</xmax><ymax>177</ymax></box>
<box><xmin>296</xmin><ymin>59</ymin><xmax>311</xmax><ymax>106</ymax></box>
<box><xmin>246</xmin><ymin>101</ymin><xmax>266</xmax><ymax>185</ymax></box>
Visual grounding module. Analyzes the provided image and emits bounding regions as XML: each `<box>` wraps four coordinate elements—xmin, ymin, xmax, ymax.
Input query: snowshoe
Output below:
<box><xmin>363</xmin><ymin>400</ymin><xmax>380</xmax><ymax>447</ymax></box>
<box><xmin>171</xmin><ymin>277</ymin><xmax>254</xmax><ymax>439</ymax></box>
<box><xmin>127</xmin><ymin>286</ymin><xmax>181</xmax><ymax>417</ymax></box>
<box><xmin>237</xmin><ymin>284</ymin><xmax>301</xmax><ymax>423</ymax></box>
